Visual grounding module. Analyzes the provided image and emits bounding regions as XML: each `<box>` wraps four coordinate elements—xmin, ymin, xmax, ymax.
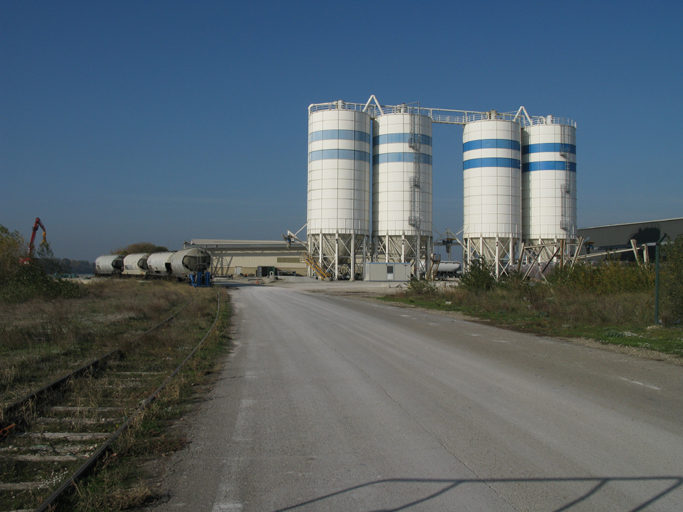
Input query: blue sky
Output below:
<box><xmin>1</xmin><ymin>0</ymin><xmax>681</xmax><ymax>261</ymax></box>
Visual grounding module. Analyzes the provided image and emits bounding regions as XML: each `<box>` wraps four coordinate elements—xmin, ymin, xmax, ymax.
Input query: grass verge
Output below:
<box><xmin>381</xmin><ymin>281</ymin><xmax>683</xmax><ymax>358</ymax></box>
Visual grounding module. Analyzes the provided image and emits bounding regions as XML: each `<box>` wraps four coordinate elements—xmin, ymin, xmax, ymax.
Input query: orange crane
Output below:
<box><xmin>20</xmin><ymin>217</ymin><xmax>47</xmax><ymax>264</ymax></box>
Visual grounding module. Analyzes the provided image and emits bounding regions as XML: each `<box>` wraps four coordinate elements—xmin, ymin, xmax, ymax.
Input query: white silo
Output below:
<box><xmin>522</xmin><ymin>118</ymin><xmax>577</xmax><ymax>256</ymax></box>
<box><xmin>372</xmin><ymin>106</ymin><xmax>433</xmax><ymax>276</ymax></box>
<box><xmin>462</xmin><ymin>112</ymin><xmax>522</xmax><ymax>276</ymax></box>
<box><xmin>307</xmin><ymin>101</ymin><xmax>372</xmax><ymax>280</ymax></box>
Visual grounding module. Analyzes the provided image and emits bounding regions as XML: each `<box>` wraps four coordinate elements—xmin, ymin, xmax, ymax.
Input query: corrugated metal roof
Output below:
<box><xmin>189</xmin><ymin>240</ymin><xmax>289</xmax><ymax>246</ymax></box>
<box><xmin>185</xmin><ymin>240</ymin><xmax>304</xmax><ymax>251</ymax></box>
<box><xmin>579</xmin><ymin>217</ymin><xmax>683</xmax><ymax>230</ymax></box>
<box><xmin>577</xmin><ymin>218</ymin><xmax>683</xmax><ymax>248</ymax></box>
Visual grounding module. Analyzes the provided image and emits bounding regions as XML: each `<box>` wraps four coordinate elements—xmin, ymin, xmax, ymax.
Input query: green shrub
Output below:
<box><xmin>407</xmin><ymin>278</ymin><xmax>436</xmax><ymax>296</ymax></box>
<box><xmin>663</xmin><ymin>234</ymin><xmax>683</xmax><ymax>323</ymax></box>
<box><xmin>0</xmin><ymin>225</ymin><xmax>25</xmax><ymax>287</ymax></box>
<box><xmin>460</xmin><ymin>258</ymin><xmax>497</xmax><ymax>292</ymax></box>
<box><xmin>0</xmin><ymin>260</ymin><xmax>87</xmax><ymax>303</ymax></box>
<box><xmin>547</xmin><ymin>261</ymin><xmax>654</xmax><ymax>294</ymax></box>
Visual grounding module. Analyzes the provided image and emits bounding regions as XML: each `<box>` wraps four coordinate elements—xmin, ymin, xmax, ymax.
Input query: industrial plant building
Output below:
<box><xmin>578</xmin><ymin>218</ymin><xmax>683</xmax><ymax>258</ymax></box>
<box><xmin>183</xmin><ymin>240</ymin><xmax>307</xmax><ymax>277</ymax></box>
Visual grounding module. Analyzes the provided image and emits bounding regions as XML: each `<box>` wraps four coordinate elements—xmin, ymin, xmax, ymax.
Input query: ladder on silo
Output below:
<box><xmin>409</xmin><ymin>106</ymin><xmax>422</xmax><ymax>231</ymax></box>
<box><xmin>559</xmin><ymin>124</ymin><xmax>572</xmax><ymax>236</ymax></box>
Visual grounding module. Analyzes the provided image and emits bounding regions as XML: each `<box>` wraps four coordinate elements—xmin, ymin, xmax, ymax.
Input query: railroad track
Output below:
<box><xmin>0</xmin><ymin>290</ymin><xmax>221</xmax><ymax>512</ymax></box>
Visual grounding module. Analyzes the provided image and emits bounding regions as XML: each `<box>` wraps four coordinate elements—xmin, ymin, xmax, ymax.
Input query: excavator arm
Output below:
<box><xmin>20</xmin><ymin>218</ymin><xmax>47</xmax><ymax>263</ymax></box>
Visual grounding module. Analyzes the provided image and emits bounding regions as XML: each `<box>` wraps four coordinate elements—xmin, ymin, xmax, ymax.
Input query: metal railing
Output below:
<box><xmin>308</xmin><ymin>98</ymin><xmax>576</xmax><ymax>128</ymax></box>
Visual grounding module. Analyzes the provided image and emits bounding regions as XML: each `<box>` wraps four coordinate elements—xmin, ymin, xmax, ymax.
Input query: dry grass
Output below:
<box><xmin>0</xmin><ymin>279</ymin><xmax>194</xmax><ymax>408</ymax></box>
<box><xmin>1</xmin><ymin>280</ymin><xmax>232</xmax><ymax>512</ymax></box>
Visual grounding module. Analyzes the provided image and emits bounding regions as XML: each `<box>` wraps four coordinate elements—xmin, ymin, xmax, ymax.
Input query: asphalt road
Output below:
<box><xmin>156</xmin><ymin>284</ymin><xmax>683</xmax><ymax>511</ymax></box>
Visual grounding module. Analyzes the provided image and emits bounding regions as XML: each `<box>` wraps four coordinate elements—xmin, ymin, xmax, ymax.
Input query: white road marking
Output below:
<box><xmin>231</xmin><ymin>399</ymin><xmax>253</xmax><ymax>442</ymax></box>
<box><xmin>212</xmin><ymin>502</ymin><xmax>243</xmax><ymax>511</ymax></box>
<box><xmin>619</xmin><ymin>377</ymin><xmax>661</xmax><ymax>391</ymax></box>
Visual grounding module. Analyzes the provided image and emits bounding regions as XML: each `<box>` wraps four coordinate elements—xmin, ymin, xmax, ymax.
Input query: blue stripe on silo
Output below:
<box><xmin>372</xmin><ymin>133</ymin><xmax>433</xmax><ymax>146</ymax></box>
<box><xmin>372</xmin><ymin>152</ymin><xmax>432</xmax><ymax>165</ymax></box>
<box><xmin>463</xmin><ymin>158</ymin><xmax>520</xmax><ymax>170</ymax></box>
<box><xmin>308</xmin><ymin>130</ymin><xmax>372</xmax><ymax>144</ymax></box>
<box><xmin>463</xmin><ymin>139</ymin><xmax>521</xmax><ymax>152</ymax></box>
<box><xmin>522</xmin><ymin>143</ymin><xmax>576</xmax><ymax>155</ymax></box>
<box><xmin>522</xmin><ymin>161</ymin><xmax>577</xmax><ymax>172</ymax></box>
<box><xmin>309</xmin><ymin>149</ymin><xmax>371</xmax><ymax>163</ymax></box>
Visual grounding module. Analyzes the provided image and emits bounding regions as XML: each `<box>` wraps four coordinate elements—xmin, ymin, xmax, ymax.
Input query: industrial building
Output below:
<box><xmin>578</xmin><ymin>218</ymin><xmax>683</xmax><ymax>260</ymax></box>
<box><xmin>300</xmin><ymin>97</ymin><xmax>578</xmax><ymax>280</ymax></box>
<box><xmin>183</xmin><ymin>240</ymin><xmax>307</xmax><ymax>277</ymax></box>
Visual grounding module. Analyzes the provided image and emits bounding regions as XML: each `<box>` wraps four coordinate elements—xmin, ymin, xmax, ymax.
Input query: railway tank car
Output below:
<box><xmin>95</xmin><ymin>255</ymin><xmax>124</xmax><ymax>276</ymax></box>
<box><xmin>170</xmin><ymin>248</ymin><xmax>211</xmax><ymax>278</ymax></box>
<box><xmin>147</xmin><ymin>252</ymin><xmax>175</xmax><ymax>276</ymax></box>
<box><xmin>93</xmin><ymin>248</ymin><xmax>211</xmax><ymax>280</ymax></box>
<box><xmin>122</xmin><ymin>253</ymin><xmax>150</xmax><ymax>276</ymax></box>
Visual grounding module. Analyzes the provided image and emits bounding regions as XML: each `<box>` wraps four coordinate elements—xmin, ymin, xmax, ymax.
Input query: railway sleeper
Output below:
<box><xmin>1</xmin><ymin>443</ymin><xmax>96</xmax><ymax>454</ymax></box>
<box><xmin>45</xmin><ymin>406</ymin><xmax>125</xmax><ymax>413</ymax></box>
<box><xmin>0</xmin><ymin>481</ymin><xmax>47</xmax><ymax>491</ymax></box>
<box><xmin>5</xmin><ymin>454</ymin><xmax>88</xmax><ymax>462</ymax></box>
<box><xmin>36</xmin><ymin>417</ymin><xmax>122</xmax><ymax>425</ymax></box>
<box><xmin>15</xmin><ymin>432</ymin><xmax>111</xmax><ymax>441</ymax></box>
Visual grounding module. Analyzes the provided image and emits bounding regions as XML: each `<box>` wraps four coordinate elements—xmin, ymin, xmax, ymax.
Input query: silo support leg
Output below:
<box><xmin>351</xmin><ymin>234</ymin><xmax>355</xmax><ymax>281</ymax></box>
<box><xmin>335</xmin><ymin>235</ymin><xmax>339</xmax><ymax>281</ymax></box>
<box><xmin>495</xmin><ymin>238</ymin><xmax>500</xmax><ymax>280</ymax></box>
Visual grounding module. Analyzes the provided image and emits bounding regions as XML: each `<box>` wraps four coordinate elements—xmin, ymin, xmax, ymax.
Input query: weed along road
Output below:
<box><xmin>156</xmin><ymin>284</ymin><xmax>683</xmax><ymax>511</ymax></box>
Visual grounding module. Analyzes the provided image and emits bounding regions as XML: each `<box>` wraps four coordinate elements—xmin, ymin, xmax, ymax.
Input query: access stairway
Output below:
<box><xmin>302</xmin><ymin>253</ymin><xmax>331</xmax><ymax>280</ymax></box>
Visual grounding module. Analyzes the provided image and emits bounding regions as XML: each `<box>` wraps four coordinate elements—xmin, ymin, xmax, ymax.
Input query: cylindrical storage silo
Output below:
<box><xmin>372</xmin><ymin>109</ymin><xmax>432</xmax><ymax>276</ymax></box>
<box><xmin>307</xmin><ymin>102</ymin><xmax>371</xmax><ymax>280</ymax></box>
<box><xmin>463</xmin><ymin>115</ymin><xmax>522</xmax><ymax>276</ymax></box>
<box><xmin>522</xmin><ymin>120</ymin><xmax>577</xmax><ymax>251</ymax></box>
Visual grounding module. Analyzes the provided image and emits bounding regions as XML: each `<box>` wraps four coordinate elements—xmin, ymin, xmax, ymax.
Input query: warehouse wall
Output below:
<box><xmin>207</xmin><ymin>250</ymin><xmax>306</xmax><ymax>276</ymax></box>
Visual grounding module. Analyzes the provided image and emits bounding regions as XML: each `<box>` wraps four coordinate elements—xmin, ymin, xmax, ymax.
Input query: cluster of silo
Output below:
<box><xmin>462</xmin><ymin>111</ymin><xmax>577</xmax><ymax>272</ymax></box>
<box><xmin>307</xmin><ymin>101</ymin><xmax>432</xmax><ymax>279</ymax></box>
<box><xmin>307</xmin><ymin>99</ymin><xmax>577</xmax><ymax>279</ymax></box>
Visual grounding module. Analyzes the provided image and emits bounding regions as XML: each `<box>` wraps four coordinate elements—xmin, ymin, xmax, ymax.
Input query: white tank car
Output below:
<box><xmin>95</xmin><ymin>254</ymin><xmax>124</xmax><ymax>275</ymax></box>
<box><xmin>147</xmin><ymin>252</ymin><xmax>175</xmax><ymax>276</ymax></box>
<box><xmin>170</xmin><ymin>248</ymin><xmax>211</xmax><ymax>278</ymax></box>
<box><xmin>122</xmin><ymin>253</ymin><xmax>150</xmax><ymax>276</ymax></box>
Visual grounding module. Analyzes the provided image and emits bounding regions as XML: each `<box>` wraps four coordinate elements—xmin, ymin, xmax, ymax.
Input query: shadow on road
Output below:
<box><xmin>214</xmin><ymin>282</ymin><xmax>265</xmax><ymax>288</ymax></box>
<box><xmin>272</xmin><ymin>475</ymin><xmax>683</xmax><ymax>512</ymax></box>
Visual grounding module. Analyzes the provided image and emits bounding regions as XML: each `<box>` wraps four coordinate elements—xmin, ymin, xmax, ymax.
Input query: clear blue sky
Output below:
<box><xmin>2</xmin><ymin>0</ymin><xmax>681</xmax><ymax>261</ymax></box>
